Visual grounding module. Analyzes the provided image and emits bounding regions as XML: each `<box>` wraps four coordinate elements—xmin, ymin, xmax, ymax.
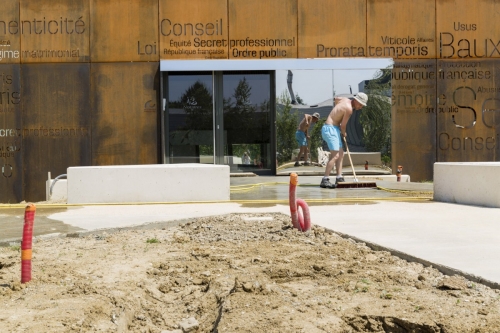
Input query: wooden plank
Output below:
<box><xmin>22</xmin><ymin>64</ymin><xmax>91</xmax><ymax>201</ymax></box>
<box><xmin>298</xmin><ymin>0</ymin><xmax>366</xmax><ymax>58</ymax></box>
<box><xmin>0</xmin><ymin>0</ymin><xmax>21</xmax><ymax>64</ymax></box>
<box><xmin>437</xmin><ymin>59</ymin><xmax>500</xmax><ymax>162</ymax></box>
<box><xmin>20</xmin><ymin>0</ymin><xmax>90</xmax><ymax>63</ymax></box>
<box><xmin>437</xmin><ymin>0</ymin><xmax>500</xmax><ymax>59</ymax></box>
<box><xmin>391</xmin><ymin>60</ymin><xmax>437</xmax><ymax>181</ymax></box>
<box><xmin>90</xmin><ymin>0</ymin><xmax>158</xmax><ymax>62</ymax></box>
<box><xmin>228</xmin><ymin>0</ymin><xmax>297</xmax><ymax>60</ymax></box>
<box><xmin>367</xmin><ymin>0</ymin><xmax>436</xmax><ymax>59</ymax></box>
<box><xmin>0</xmin><ymin>64</ymin><xmax>22</xmax><ymax>202</ymax></box>
<box><xmin>91</xmin><ymin>62</ymin><xmax>159</xmax><ymax>166</ymax></box>
<box><xmin>159</xmin><ymin>0</ymin><xmax>228</xmax><ymax>60</ymax></box>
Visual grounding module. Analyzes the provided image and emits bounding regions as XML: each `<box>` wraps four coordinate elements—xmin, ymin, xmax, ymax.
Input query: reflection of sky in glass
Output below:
<box><xmin>223</xmin><ymin>74</ymin><xmax>270</xmax><ymax>105</ymax></box>
<box><xmin>168</xmin><ymin>74</ymin><xmax>270</xmax><ymax>106</ymax></box>
<box><xmin>168</xmin><ymin>74</ymin><xmax>212</xmax><ymax>102</ymax></box>
<box><xmin>276</xmin><ymin>59</ymin><xmax>392</xmax><ymax>105</ymax></box>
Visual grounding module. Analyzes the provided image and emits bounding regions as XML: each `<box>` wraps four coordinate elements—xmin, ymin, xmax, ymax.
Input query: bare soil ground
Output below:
<box><xmin>1</xmin><ymin>213</ymin><xmax>499</xmax><ymax>333</ymax></box>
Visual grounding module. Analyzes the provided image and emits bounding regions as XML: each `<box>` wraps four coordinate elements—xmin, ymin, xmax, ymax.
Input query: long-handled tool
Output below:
<box><xmin>343</xmin><ymin>136</ymin><xmax>359</xmax><ymax>183</ymax></box>
<box><xmin>336</xmin><ymin>137</ymin><xmax>377</xmax><ymax>189</ymax></box>
<box><xmin>305</xmin><ymin>137</ymin><xmax>312</xmax><ymax>165</ymax></box>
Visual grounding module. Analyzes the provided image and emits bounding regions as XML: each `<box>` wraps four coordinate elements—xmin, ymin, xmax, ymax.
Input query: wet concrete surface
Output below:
<box><xmin>0</xmin><ymin>176</ymin><xmax>431</xmax><ymax>245</ymax></box>
<box><xmin>230</xmin><ymin>175</ymin><xmax>432</xmax><ymax>202</ymax></box>
<box><xmin>0</xmin><ymin>207</ymin><xmax>84</xmax><ymax>244</ymax></box>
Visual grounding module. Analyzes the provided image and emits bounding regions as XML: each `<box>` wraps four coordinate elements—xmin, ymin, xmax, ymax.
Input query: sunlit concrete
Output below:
<box><xmin>67</xmin><ymin>164</ymin><xmax>230</xmax><ymax>204</ymax></box>
<box><xmin>434</xmin><ymin>162</ymin><xmax>500</xmax><ymax>208</ymax></box>
<box><xmin>46</xmin><ymin>179</ymin><xmax>67</xmax><ymax>201</ymax></box>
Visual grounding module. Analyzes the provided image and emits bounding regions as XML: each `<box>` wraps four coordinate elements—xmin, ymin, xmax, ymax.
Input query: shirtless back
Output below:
<box><xmin>325</xmin><ymin>97</ymin><xmax>353</xmax><ymax>136</ymax></box>
<box><xmin>297</xmin><ymin>114</ymin><xmax>314</xmax><ymax>133</ymax></box>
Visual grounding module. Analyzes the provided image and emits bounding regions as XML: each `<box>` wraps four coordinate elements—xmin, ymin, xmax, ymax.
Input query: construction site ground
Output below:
<box><xmin>1</xmin><ymin>174</ymin><xmax>500</xmax><ymax>332</ymax></box>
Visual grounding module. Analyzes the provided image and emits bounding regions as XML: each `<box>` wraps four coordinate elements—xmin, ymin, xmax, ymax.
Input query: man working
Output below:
<box><xmin>294</xmin><ymin>112</ymin><xmax>320</xmax><ymax>167</ymax></box>
<box><xmin>320</xmin><ymin>93</ymin><xmax>368</xmax><ymax>188</ymax></box>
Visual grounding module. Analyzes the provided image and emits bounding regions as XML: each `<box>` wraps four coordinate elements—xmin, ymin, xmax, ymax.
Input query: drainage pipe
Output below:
<box><xmin>49</xmin><ymin>174</ymin><xmax>67</xmax><ymax>199</ymax></box>
<box><xmin>289</xmin><ymin>173</ymin><xmax>311</xmax><ymax>232</ymax></box>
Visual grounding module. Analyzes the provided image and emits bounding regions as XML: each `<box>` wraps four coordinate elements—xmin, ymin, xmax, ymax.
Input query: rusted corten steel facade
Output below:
<box><xmin>1</xmin><ymin>0</ymin><xmax>500</xmax><ymax>202</ymax></box>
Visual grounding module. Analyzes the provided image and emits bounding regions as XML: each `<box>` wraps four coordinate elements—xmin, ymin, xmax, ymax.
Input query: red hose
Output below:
<box><xmin>21</xmin><ymin>204</ymin><xmax>36</xmax><ymax>284</ymax></box>
<box><xmin>289</xmin><ymin>173</ymin><xmax>311</xmax><ymax>232</ymax></box>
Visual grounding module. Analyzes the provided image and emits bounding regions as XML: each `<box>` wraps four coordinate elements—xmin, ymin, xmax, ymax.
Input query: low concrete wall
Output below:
<box><xmin>67</xmin><ymin>164</ymin><xmax>230</xmax><ymax>204</ymax></box>
<box><xmin>345</xmin><ymin>152</ymin><xmax>382</xmax><ymax>167</ymax></box>
<box><xmin>434</xmin><ymin>162</ymin><xmax>500</xmax><ymax>208</ymax></box>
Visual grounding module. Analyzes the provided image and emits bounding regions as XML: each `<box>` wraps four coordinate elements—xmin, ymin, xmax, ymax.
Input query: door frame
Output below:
<box><xmin>161</xmin><ymin>70</ymin><xmax>276</xmax><ymax>175</ymax></box>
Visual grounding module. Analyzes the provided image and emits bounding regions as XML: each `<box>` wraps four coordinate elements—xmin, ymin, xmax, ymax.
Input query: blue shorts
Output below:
<box><xmin>321</xmin><ymin>124</ymin><xmax>343</xmax><ymax>151</ymax></box>
<box><xmin>295</xmin><ymin>130</ymin><xmax>307</xmax><ymax>146</ymax></box>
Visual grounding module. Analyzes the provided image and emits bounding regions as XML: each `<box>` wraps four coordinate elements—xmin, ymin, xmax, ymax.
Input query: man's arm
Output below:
<box><xmin>304</xmin><ymin>114</ymin><xmax>312</xmax><ymax>137</ymax></box>
<box><xmin>340</xmin><ymin>106</ymin><xmax>353</xmax><ymax>137</ymax></box>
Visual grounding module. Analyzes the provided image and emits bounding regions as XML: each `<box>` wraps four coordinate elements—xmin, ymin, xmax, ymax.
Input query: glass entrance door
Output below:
<box><xmin>220</xmin><ymin>72</ymin><xmax>272</xmax><ymax>174</ymax></box>
<box><xmin>165</xmin><ymin>71</ymin><xmax>274</xmax><ymax>174</ymax></box>
<box><xmin>166</xmin><ymin>72</ymin><xmax>214</xmax><ymax>164</ymax></box>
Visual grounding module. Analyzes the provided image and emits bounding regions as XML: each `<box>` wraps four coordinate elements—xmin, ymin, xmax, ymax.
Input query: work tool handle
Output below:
<box><xmin>343</xmin><ymin>136</ymin><xmax>358</xmax><ymax>181</ymax></box>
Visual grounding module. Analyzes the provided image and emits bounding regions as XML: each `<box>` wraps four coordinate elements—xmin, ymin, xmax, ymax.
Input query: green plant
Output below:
<box><xmin>9</xmin><ymin>245</ymin><xmax>20</xmax><ymax>252</ymax></box>
<box><xmin>381</xmin><ymin>155</ymin><xmax>391</xmax><ymax>166</ymax></box>
<box><xmin>380</xmin><ymin>290</ymin><xmax>393</xmax><ymax>299</ymax></box>
<box><xmin>146</xmin><ymin>238</ymin><xmax>160</xmax><ymax>244</ymax></box>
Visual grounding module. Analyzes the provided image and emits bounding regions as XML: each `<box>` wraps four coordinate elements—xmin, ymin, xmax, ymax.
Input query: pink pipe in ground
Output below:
<box><xmin>21</xmin><ymin>204</ymin><xmax>36</xmax><ymax>284</ymax></box>
<box><xmin>289</xmin><ymin>173</ymin><xmax>311</xmax><ymax>232</ymax></box>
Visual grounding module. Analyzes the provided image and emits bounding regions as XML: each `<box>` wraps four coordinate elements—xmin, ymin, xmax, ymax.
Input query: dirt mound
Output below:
<box><xmin>1</xmin><ymin>213</ymin><xmax>499</xmax><ymax>332</ymax></box>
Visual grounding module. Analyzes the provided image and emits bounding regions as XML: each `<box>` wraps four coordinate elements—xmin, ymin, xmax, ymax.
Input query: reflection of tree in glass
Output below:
<box><xmin>224</xmin><ymin>78</ymin><xmax>257</xmax><ymax>143</ymax></box>
<box><xmin>359</xmin><ymin>67</ymin><xmax>392</xmax><ymax>160</ymax></box>
<box><xmin>224</xmin><ymin>77</ymin><xmax>271</xmax><ymax>165</ymax></box>
<box><xmin>234</xmin><ymin>77</ymin><xmax>252</xmax><ymax>110</ymax></box>
<box><xmin>295</xmin><ymin>93</ymin><xmax>305</xmax><ymax>105</ymax></box>
<box><xmin>276</xmin><ymin>91</ymin><xmax>299</xmax><ymax>165</ymax></box>
<box><xmin>176</xmin><ymin>80</ymin><xmax>213</xmax><ymax>130</ymax></box>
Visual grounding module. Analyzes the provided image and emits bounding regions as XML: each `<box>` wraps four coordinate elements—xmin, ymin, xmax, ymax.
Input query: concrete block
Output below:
<box><xmin>67</xmin><ymin>164</ymin><xmax>230</xmax><ymax>204</ymax></box>
<box><xmin>434</xmin><ymin>162</ymin><xmax>500</xmax><ymax>208</ymax></box>
<box><xmin>46</xmin><ymin>179</ymin><xmax>68</xmax><ymax>202</ymax></box>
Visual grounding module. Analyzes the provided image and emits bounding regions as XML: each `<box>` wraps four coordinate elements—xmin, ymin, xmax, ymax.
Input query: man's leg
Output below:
<box><xmin>334</xmin><ymin>149</ymin><xmax>346</xmax><ymax>182</ymax></box>
<box><xmin>295</xmin><ymin>146</ymin><xmax>307</xmax><ymax>166</ymax></box>
<box><xmin>335</xmin><ymin>149</ymin><xmax>344</xmax><ymax>176</ymax></box>
<box><xmin>324</xmin><ymin>150</ymin><xmax>339</xmax><ymax>177</ymax></box>
<box><xmin>320</xmin><ymin>149</ymin><xmax>338</xmax><ymax>188</ymax></box>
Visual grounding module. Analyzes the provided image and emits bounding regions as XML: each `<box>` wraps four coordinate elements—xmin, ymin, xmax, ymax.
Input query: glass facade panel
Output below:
<box><xmin>222</xmin><ymin>72</ymin><xmax>272</xmax><ymax>173</ymax></box>
<box><xmin>167</xmin><ymin>73</ymin><xmax>214</xmax><ymax>164</ymax></box>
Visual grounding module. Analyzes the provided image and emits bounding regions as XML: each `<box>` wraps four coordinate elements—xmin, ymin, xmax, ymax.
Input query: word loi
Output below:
<box><xmin>138</xmin><ymin>41</ymin><xmax>157</xmax><ymax>55</ymax></box>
